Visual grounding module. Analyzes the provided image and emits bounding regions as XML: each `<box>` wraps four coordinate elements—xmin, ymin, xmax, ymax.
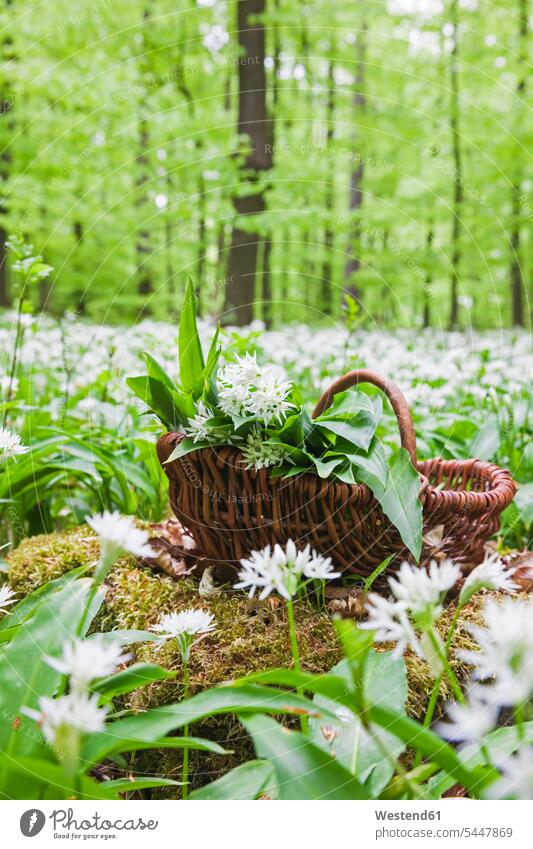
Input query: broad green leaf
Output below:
<box><xmin>0</xmin><ymin>565</ymin><xmax>89</xmax><ymax>632</ymax></box>
<box><xmin>84</xmin><ymin>735</ymin><xmax>231</xmax><ymax>761</ymax></box>
<box><xmin>345</xmin><ymin>437</ymin><xmax>389</xmax><ymax>487</ymax></box>
<box><xmin>82</xmin><ymin>684</ymin><xmax>332</xmax><ymax>766</ymax></box>
<box><xmin>0</xmin><ymin>579</ymin><xmax>105</xmax><ymax>796</ymax></box>
<box><xmin>335</xmin><ymin>618</ymin><xmax>374</xmax><ymax>695</ymax></box>
<box><xmin>165</xmin><ymin>437</ymin><xmax>211</xmax><ymax>463</ymax></box>
<box><xmin>357</xmin><ymin>448</ymin><xmax>423</xmax><ymax>560</ymax></box>
<box><xmin>0</xmin><ymin>753</ymin><xmax>105</xmax><ymax>801</ymax></box>
<box><xmin>276</xmin><ymin>411</ymin><xmax>308</xmax><ymax>446</ymax></box>
<box><xmin>310</xmin><ymin>652</ymin><xmax>407</xmax><ymax>795</ymax></box>
<box><xmin>178</xmin><ymin>279</ymin><xmax>205</xmax><ymax>396</ymax></box>
<box><xmin>234</xmin><ymin>669</ymin><xmax>357</xmax><ymax>713</ymax></box>
<box><xmin>190</xmin><ymin>759</ymin><xmax>275</xmax><ymax>800</ymax></box>
<box><xmin>100</xmin><ymin>776</ymin><xmax>182</xmax><ymax>795</ymax></box>
<box><xmin>266</xmin><ymin>439</ymin><xmax>312</xmax><ymax>467</ymax></box>
<box><xmin>127</xmin><ymin>375</ymin><xmax>192</xmax><ymax>430</ymax></box>
<box><xmin>88</xmin><ymin>629</ymin><xmax>161</xmax><ymax>646</ymax></box>
<box><xmin>92</xmin><ymin>663</ymin><xmax>176</xmax><ymax>699</ymax></box>
<box><xmin>241</xmin><ymin>714</ymin><xmax>371</xmax><ymax>800</ymax></box>
<box><xmin>314</xmin><ymin>410</ymin><xmax>378</xmax><ymax>452</ymax></box>
<box><xmin>366</xmin><ymin>704</ymin><xmax>483</xmax><ymax>794</ymax></box>
<box><xmin>202</xmin><ymin>324</ymin><xmax>221</xmax><ymax>404</ymax></box>
<box><xmin>311</xmin><ymin>456</ymin><xmax>344</xmax><ymax>478</ymax></box>
<box><xmin>142</xmin><ymin>352</ymin><xmax>175</xmax><ymax>389</ymax></box>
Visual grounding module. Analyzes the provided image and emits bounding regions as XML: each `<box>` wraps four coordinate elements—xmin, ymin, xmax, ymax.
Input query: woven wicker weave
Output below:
<box><xmin>157</xmin><ymin>369</ymin><xmax>516</xmax><ymax>578</ymax></box>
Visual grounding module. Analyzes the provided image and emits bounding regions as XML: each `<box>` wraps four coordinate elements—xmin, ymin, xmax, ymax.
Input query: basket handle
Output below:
<box><xmin>312</xmin><ymin>369</ymin><xmax>417</xmax><ymax>465</ymax></box>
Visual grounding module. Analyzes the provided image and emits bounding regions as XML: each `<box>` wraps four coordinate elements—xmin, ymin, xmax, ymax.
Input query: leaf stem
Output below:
<box><xmin>182</xmin><ymin>657</ymin><xmax>190</xmax><ymax>799</ymax></box>
<box><xmin>427</xmin><ymin>628</ymin><xmax>464</xmax><ymax>704</ymax></box>
<box><xmin>286</xmin><ymin>596</ymin><xmax>308</xmax><ymax>732</ymax></box>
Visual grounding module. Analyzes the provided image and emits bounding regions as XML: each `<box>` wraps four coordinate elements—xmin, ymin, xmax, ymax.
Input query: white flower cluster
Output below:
<box><xmin>217</xmin><ymin>352</ymin><xmax>294</xmax><ymax>425</ymax></box>
<box><xmin>235</xmin><ymin>539</ymin><xmax>341</xmax><ymax>600</ymax></box>
<box><xmin>436</xmin><ymin>593</ymin><xmax>533</xmax><ymax>798</ymax></box>
<box><xmin>151</xmin><ymin>607</ymin><xmax>216</xmax><ymax>662</ymax></box>
<box><xmin>23</xmin><ymin>637</ymin><xmax>129</xmax><ymax>743</ymax></box>
<box><xmin>460</xmin><ymin>596</ymin><xmax>533</xmax><ymax>708</ymax></box>
<box><xmin>184</xmin><ymin>400</ymin><xmax>236</xmax><ymax>445</ymax></box>
<box><xmin>0</xmin><ymin>426</ymin><xmax>29</xmax><ymax>461</ymax></box>
<box><xmin>484</xmin><ymin>747</ymin><xmax>533</xmax><ymax>800</ymax></box>
<box><xmin>459</xmin><ymin>551</ymin><xmax>517</xmax><ymax>605</ymax></box>
<box><xmin>24</xmin><ymin>692</ymin><xmax>107</xmax><ymax>744</ymax></box>
<box><xmin>86</xmin><ymin>509</ymin><xmax>157</xmax><ymax>567</ymax></box>
<box><xmin>45</xmin><ymin>635</ymin><xmax>130</xmax><ymax>692</ymax></box>
<box><xmin>362</xmin><ymin>554</ymin><xmax>516</xmax><ymax>665</ymax></box>
<box><xmin>361</xmin><ymin>559</ymin><xmax>461</xmax><ymax>659</ymax></box>
<box><xmin>185</xmin><ymin>401</ymin><xmax>215</xmax><ymax>443</ymax></box>
<box><xmin>0</xmin><ymin>584</ymin><xmax>17</xmax><ymax>615</ymax></box>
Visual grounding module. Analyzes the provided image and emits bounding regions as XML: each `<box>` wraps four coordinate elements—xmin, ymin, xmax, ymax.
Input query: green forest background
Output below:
<box><xmin>0</xmin><ymin>0</ymin><xmax>531</xmax><ymax>329</ymax></box>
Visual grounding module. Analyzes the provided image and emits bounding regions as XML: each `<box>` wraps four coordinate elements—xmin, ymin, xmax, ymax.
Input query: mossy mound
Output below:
<box><xmin>8</xmin><ymin>527</ymin><xmax>101</xmax><ymax>595</ymax></box>
<box><xmin>5</xmin><ymin>527</ymin><xmax>519</xmax><ymax>796</ymax></box>
<box><xmin>7</xmin><ymin>526</ymin><xmax>498</xmax><ymax>719</ymax></box>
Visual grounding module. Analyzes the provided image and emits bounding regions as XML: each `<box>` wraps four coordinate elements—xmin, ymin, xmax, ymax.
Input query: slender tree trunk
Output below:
<box><xmin>262</xmin><ymin>236</ymin><xmax>272</xmax><ymax>326</ymax></box>
<box><xmin>73</xmin><ymin>220</ymin><xmax>86</xmax><ymax>314</ymax></box>
<box><xmin>448</xmin><ymin>0</ymin><xmax>462</xmax><ymax>330</ymax></box>
<box><xmin>136</xmin><ymin>116</ymin><xmax>151</xmax><ymax>303</ymax></box>
<box><xmin>0</xmin><ymin>6</ymin><xmax>14</xmax><ymax>307</ymax></box>
<box><xmin>136</xmin><ymin>10</ymin><xmax>152</xmax><ymax>309</ymax></box>
<box><xmin>165</xmin><ymin>169</ymin><xmax>176</xmax><ymax>313</ymax></box>
<box><xmin>343</xmin><ymin>22</ymin><xmax>366</xmax><ymax>305</ymax></box>
<box><xmin>509</xmin><ymin>0</ymin><xmax>528</xmax><ymax>326</ymax></box>
<box><xmin>0</xmin><ymin>226</ymin><xmax>8</xmax><ymax>305</ymax></box>
<box><xmin>261</xmin><ymin>0</ymin><xmax>280</xmax><ymax>329</ymax></box>
<box><xmin>224</xmin><ymin>0</ymin><xmax>273</xmax><ymax>325</ymax></box>
<box><xmin>217</xmin><ymin>222</ymin><xmax>228</xmax><ymax>281</ymax></box>
<box><xmin>423</xmin><ymin>223</ymin><xmax>434</xmax><ymax>327</ymax></box>
<box><xmin>197</xmin><ymin>171</ymin><xmax>206</xmax><ymax>308</ymax></box>
<box><xmin>320</xmin><ymin>57</ymin><xmax>335</xmax><ymax>315</ymax></box>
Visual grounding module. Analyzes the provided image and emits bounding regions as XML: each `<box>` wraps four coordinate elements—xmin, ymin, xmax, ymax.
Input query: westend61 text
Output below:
<box><xmin>375</xmin><ymin>810</ymin><xmax>441</xmax><ymax>821</ymax></box>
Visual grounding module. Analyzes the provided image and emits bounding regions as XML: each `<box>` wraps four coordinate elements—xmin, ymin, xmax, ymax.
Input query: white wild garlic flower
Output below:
<box><xmin>0</xmin><ymin>427</ymin><xmax>29</xmax><ymax>461</ymax></box>
<box><xmin>235</xmin><ymin>539</ymin><xmax>340</xmax><ymax>600</ymax></box>
<box><xmin>44</xmin><ymin>636</ymin><xmax>130</xmax><ymax>691</ymax></box>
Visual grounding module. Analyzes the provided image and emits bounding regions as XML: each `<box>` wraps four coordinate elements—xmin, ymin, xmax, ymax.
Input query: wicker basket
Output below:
<box><xmin>157</xmin><ymin>369</ymin><xmax>516</xmax><ymax>579</ymax></box>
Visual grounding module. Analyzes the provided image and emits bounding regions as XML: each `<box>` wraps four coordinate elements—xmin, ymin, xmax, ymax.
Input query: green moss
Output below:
<box><xmin>7</xmin><ymin>526</ymin><xmax>101</xmax><ymax>595</ymax></box>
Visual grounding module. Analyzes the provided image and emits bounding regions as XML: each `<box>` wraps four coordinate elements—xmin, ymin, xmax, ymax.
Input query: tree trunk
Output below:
<box><xmin>423</xmin><ymin>223</ymin><xmax>434</xmax><ymax>327</ymax></box>
<box><xmin>0</xmin><ymin>7</ymin><xmax>13</xmax><ymax>308</ymax></box>
<box><xmin>0</xmin><ymin>224</ymin><xmax>8</xmax><ymax>307</ymax></box>
<box><xmin>509</xmin><ymin>0</ymin><xmax>528</xmax><ymax>327</ymax></box>
<box><xmin>135</xmin><ymin>11</ymin><xmax>152</xmax><ymax>310</ymax></box>
<box><xmin>261</xmin><ymin>0</ymin><xmax>279</xmax><ymax>329</ymax></box>
<box><xmin>448</xmin><ymin>0</ymin><xmax>462</xmax><ymax>330</ymax></box>
<box><xmin>262</xmin><ymin>236</ymin><xmax>272</xmax><ymax>326</ymax></box>
<box><xmin>197</xmin><ymin>171</ymin><xmax>206</xmax><ymax>308</ymax></box>
<box><xmin>73</xmin><ymin>220</ymin><xmax>86</xmax><ymax>314</ymax></box>
<box><xmin>224</xmin><ymin>0</ymin><xmax>273</xmax><ymax>325</ymax></box>
<box><xmin>320</xmin><ymin>57</ymin><xmax>335</xmax><ymax>315</ymax></box>
<box><xmin>136</xmin><ymin>114</ymin><xmax>152</xmax><ymax>305</ymax></box>
<box><xmin>343</xmin><ymin>22</ymin><xmax>366</xmax><ymax>305</ymax></box>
